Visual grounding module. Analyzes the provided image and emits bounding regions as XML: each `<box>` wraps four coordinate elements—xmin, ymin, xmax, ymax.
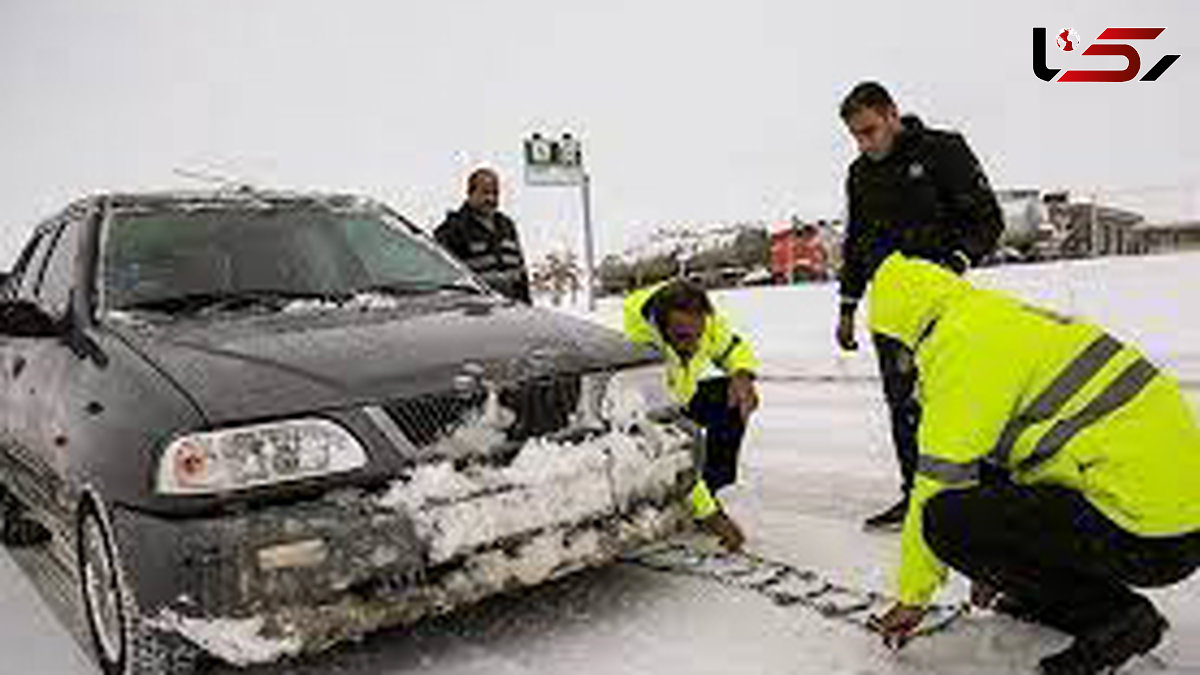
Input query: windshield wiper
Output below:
<box><xmin>355</xmin><ymin>281</ymin><xmax>487</xmax><ymax>297</ymax></box>
<box><xmin>120</xmin><ymin>289</ymin><xmax>347</xmax><ymax>316</ymax></box>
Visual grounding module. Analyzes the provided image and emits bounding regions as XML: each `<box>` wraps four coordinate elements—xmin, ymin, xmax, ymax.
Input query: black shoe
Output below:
<box><xmin>1</xmin><ymin>516</ymin><xmax>52</xmax><ymax>547</ymax></box>
<box><xmin>1039</xmin><ymin>601</ymin><xmax>1168</xmax><ymax>675</ymax></box>
<box><xmin>863</xmin><ymin>498</ymin><xmax>908</xmax><ymax>532</ymax></box>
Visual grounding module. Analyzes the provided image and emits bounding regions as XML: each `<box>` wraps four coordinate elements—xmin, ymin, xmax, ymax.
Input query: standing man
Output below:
<box><xmin>624</xmin><ymin>279</ymin><xmax>760</xmax><ymax>551</ymax></box>
<box><xmin>435</xmin><ymin>167</ymin><xmax>532</xmax><ymax>303</ymax></box>
<box><xmin>865</xmin><ymin>253</ymin><xmax>1200</xmax><ymax>675</ymax></box>
<box><xmin>835</xmin><ymin>81</ymin><xmax>1004</xmax><ymax>531</ymax></box>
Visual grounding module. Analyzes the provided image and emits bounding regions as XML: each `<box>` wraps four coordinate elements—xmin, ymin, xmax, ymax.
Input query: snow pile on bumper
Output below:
<box><xmin>378</xmin><ymin>423</ymin><xmax>694</xmax><ymax>564</ymax></box>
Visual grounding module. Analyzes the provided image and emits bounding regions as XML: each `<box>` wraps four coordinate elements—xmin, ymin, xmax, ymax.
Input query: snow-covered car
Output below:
<box><xmin>0</xmin><ymin>190</ymin><xmax>696</xmax><ymax>673</ymax></box>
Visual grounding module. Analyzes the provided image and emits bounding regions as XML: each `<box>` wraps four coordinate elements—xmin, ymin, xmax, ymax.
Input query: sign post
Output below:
<box><xmin>523</xmin><ymin>132</ymin><xmax>596</xmax><ymax>311</ymax></box>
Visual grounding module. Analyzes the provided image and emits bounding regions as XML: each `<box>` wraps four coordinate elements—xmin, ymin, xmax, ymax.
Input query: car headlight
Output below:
<box><xmin>575</xmin><ymin>363</ymin><xmax>679</xmax><ymax>431</ymax></box>
<box><xmin>156</xmin><ymin>418</ymin><xmax>368</xmax><ymax>495</ymax></box>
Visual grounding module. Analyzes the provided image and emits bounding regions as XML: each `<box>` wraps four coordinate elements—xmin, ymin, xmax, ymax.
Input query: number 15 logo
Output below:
<box><xmin>1033</xmin><ymin>27</ymin><xmax>1181</xmax><ymax>82</ymax></box>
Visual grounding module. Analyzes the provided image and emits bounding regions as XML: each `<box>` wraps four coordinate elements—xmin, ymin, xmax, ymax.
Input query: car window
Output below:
<box><xmin>228</xmin><ymin>219</ymin><xmax>350</xmax><ymax>293</ymax></box>
<box><xmin>37</xmin><ymin>216</ymin><xmax>82</xmax><ymax>318</ymax></box>
<box><xmin>13</xmin><ymin>225</ymin><xmax>60</xmax><ymax>303</ymax></box>
<box><xmin>339</xmin><ymin>216</ymin><xmax>465</xmax><ymax>287</ymax></box>
<box><xmin>102</xmin><ymin>205</ymin><xmax>469</xmax><ymax>312</ymax></box>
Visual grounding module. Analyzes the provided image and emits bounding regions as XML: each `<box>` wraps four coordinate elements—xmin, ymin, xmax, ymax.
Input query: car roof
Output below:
<box><xmin>24</xmin><ymin>189</ymin><xmax>403</xmax><ymax>242</ymax></box>
<box><xmin>101</xmin><ymin>189</ymin><xmax>380</xmax><ymax>212</ymax></box>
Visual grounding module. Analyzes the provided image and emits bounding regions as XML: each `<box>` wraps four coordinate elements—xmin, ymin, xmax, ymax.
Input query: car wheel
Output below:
<box><xmin>76</xmin><ymin>496</ymin><xmax>199</xmax><ymax>675</ymax></box>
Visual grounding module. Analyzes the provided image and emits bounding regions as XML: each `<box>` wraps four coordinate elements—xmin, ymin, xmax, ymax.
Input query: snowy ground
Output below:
<box><xmin>3</xmin><ymin>252</ymin><xmax>1199</xmax><ymax>674</ymax></box>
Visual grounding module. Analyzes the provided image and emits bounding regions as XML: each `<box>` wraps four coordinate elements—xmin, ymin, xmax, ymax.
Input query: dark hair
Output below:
<box><xmin>648</xmin><ymin>279</ymin><xmax>712</xmax><ymax>329</ymax></box>
<box><xmin>467</xmin><ymin>167</ymin><xmax>498</xmax><ymax>192</ymax></box>
<box><xmin>839</xmin><ymin>81</ymin><xmax>895</xmax><ymax>120</ymax></box>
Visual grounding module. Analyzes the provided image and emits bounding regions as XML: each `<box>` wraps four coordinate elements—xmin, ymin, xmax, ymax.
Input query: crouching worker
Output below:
<box><xmin>624</xmin><ymin>279</ymin><xmax>761</xmax><ymax>552</ymax></box>
<box><xmin>866</xmin><ymin>253</ymin><xmax>1200</xmax><ymax>675</ymax></box>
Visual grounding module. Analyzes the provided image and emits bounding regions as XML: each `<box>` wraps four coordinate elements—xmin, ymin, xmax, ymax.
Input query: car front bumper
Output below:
<box><xmin>113</xmin><ymin>422</ymin><xmax>696</xmax><ymax>666</ymax></box>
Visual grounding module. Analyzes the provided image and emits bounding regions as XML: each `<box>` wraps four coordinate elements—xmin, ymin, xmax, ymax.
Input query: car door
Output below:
<box><xmin>3</xmin><ymin>213</ymin><xmax>85</xmax><ymax>518</ymax></box>
<box><xmin>0</xmin><ymin>225</ymin><xmax>58</xmax><ymax>473</ymax></box>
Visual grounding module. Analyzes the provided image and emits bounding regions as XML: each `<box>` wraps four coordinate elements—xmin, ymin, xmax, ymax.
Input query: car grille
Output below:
<box><xmin>383</xmin><ymin>390</ymin><xmax>487</xmax><ymax>447</ymax></box>
<box><xmin>382</xmin><ymin>375</ymin><xmax>582</xmax><ymax>448</ymax></box>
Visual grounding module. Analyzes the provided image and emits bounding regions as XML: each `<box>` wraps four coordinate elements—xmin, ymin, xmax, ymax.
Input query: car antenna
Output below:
<box><xmin>172</xmin><ymin>167</ymin><xmax>259</xmax><ymax>194</ymax></box>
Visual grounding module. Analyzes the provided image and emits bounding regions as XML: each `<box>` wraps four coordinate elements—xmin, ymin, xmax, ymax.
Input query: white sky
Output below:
<box><xmin>0</xmin><ymin>0</ymin><xmax>1196</xmax><ymax>266</ymax></box>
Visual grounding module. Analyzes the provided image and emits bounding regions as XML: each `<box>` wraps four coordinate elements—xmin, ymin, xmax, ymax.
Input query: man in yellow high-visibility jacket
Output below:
<box><xmin>865</xmin><ymin>253</ymin><xmax>1200</xmax><ymax>675</ymax></box>
<box><xmin>624</xmin><ymin>279</ymin><xmax>761</xmax><ymax>551</ymax></box>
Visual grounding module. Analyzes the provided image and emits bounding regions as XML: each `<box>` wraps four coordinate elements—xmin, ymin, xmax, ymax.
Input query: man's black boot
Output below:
<box><xmin>1039</xmin><ymin>600</ymin><xmax>1167</xmax><ymax>675</ymax></box>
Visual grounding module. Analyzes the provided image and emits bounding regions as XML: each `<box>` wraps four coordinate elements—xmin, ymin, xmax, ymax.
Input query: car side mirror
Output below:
<box><xmin>0</xmin><ymin>300</ymin><xmax>62</xmax><ymax>337</ymax></box>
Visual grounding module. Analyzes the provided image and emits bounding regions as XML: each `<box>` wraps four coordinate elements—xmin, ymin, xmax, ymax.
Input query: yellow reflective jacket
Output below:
<box><xmin>624</xmin><ymin>281</ymin><xmax>760</xmax><ymax>518</ymax></box>
<box><xmin>868</xmin><ymin>253</ymin><xmax>1200</xmax><ymax>606</ymax></box>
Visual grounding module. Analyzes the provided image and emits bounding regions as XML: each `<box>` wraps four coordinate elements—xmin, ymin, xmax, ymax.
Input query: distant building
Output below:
<box><xmin>1048</xmin><ymin>201</ymin><xmax>1144</xmax><ymax>257</ymax></box>
<box><xmin>1130</xmin><ymin>220</ymin><xmax>1200</xmax><ymax>254</ymax></box>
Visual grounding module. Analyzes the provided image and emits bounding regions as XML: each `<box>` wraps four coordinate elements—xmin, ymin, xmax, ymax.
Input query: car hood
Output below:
<box><xmin>108</xmin><ymin>299</ymin><xmax>646</xmax><ymax>424</ymax></box>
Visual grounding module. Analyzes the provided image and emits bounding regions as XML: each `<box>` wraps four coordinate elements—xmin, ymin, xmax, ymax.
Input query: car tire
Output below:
<box><xmin>76</xmin><ymin>496</ymin><xmax>200</xmax><ymax>675</ymax></box>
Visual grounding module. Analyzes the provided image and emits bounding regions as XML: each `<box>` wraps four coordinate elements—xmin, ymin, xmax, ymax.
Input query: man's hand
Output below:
<box><xmin>698</xmin><ymin>510</ymin><xmax>746</xmax><ymax>552</ymax></box>
<box><xmin>728</xmin><ymin>371</ymin><xmax>759</xmax><ymax>422</ymax></box>
<box><xmin>868</xmin><ymin>602</ymin><xmax>928</xmax><ymax>651</ymax></box>
<box><xmin>836</xmin><ymin>308</ymin><xmax>859</xmax><ymax>351</ymax></box>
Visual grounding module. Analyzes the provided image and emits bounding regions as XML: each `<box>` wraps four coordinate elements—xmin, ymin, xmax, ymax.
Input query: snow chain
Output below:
<box><xmin>622</xmin><ymin>540</ymin><xmax>968</xmax><ymax>640</ymax></box>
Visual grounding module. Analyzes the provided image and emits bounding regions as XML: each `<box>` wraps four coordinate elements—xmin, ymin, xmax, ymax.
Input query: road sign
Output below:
<box><xmin>524</xmin><ymin>132</ymin><xmax>585</xmax><ymax>186</ymax></box>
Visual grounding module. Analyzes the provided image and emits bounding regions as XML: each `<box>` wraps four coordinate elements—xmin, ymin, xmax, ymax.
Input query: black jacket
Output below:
<box><xmin>840</xmin><ymin>115</ymin><xmax>1003</xmax><ymax>305</ymax></box>
<box><xmin>434</xmin><ymin>204</ymin><xmax>532</xmax><ymax>303</ymax></box>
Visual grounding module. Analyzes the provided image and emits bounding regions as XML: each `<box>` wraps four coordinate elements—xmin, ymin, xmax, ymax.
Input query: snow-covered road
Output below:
<box><xmin>4</xmin><ymin>253</ymin><xmax>1199</xmax><ymax>674</ymax></box>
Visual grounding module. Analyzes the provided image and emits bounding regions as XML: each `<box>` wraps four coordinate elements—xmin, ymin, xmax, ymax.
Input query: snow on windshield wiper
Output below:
<box><xmin>356</xmin><ymin>281</ymin><xmax>487</xmax><ymax>297</ymax></box>
<box><xmin>120</xmin><ymin>289</ymin><xmax>346</xmax><ymax>316</ymax></box>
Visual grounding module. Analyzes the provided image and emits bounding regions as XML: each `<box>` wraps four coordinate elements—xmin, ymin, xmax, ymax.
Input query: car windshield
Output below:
<box><xmin>102</xmin><ymin>203</ymin><xmax>479</xmax><ymax>314</ymax></box>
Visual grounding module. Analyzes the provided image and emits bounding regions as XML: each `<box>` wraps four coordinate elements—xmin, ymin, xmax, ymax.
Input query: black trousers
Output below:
<box><xmin>685</xmin><ymin>377</ymin><xmax>747</xmax><ymax>493</ymax></box>
<box><xmin>924</xmin><ymin>482</ymin><xmax>1200</xmax><ymax>635</ymax></box>
<box><xmin>873</xmin><ymin>333</ymin><xmax>920</xmax><ymax>495</ymax></box>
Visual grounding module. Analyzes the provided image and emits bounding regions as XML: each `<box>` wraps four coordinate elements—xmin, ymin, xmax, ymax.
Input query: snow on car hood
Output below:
<box><xmin>108</xmin><ymin>299</ymin><xmax>647</xmax><ymax>424</ymax></box>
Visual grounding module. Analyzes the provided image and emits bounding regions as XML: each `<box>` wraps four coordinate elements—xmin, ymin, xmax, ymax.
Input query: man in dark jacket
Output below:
<box><xmin>834</xmin><ymin>81</ymin><xmax>1004</xmax><ymax>531</ymax></box>
<box><xmin>434</xmin><ymin>168</ymin><xmax>532</xmax><ymax>303</ymax></box>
